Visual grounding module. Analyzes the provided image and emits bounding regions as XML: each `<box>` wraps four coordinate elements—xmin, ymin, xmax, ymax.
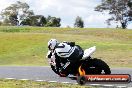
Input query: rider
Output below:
<box><xmin>46</xmin><ymin>39</ymin><xmax>84</xmax><ymax>76</ymax></box>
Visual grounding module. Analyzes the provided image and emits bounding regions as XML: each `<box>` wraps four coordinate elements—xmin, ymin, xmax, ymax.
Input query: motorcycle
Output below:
<box><xmin>49</xmin><ymin>46</ymin><xmax>111</xmax><ymax>77</ymax></box>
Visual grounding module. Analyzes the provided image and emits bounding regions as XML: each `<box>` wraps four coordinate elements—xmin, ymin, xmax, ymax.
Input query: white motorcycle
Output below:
<box><xmin>49</xmin><ymin>46</ymin><xmax>111</xmax><ymax>77</ymax></box>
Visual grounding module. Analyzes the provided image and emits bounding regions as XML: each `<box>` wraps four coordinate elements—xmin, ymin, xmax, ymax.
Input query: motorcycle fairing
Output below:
<box><xmin>82</xmin><ymin>46</ymin><xmax>96</xmax><ymax>60</ymax></box>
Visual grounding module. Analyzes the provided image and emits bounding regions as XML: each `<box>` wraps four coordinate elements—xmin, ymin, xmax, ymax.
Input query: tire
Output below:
<box><xmin>77</xmin><ymin>76</ymin><xmax>87</xmax><ymax>85</ymax></box>
<box><xmin>82</xmin><ymin>58</ymin><xmax>111</xmax><ymax>74</ymax></box>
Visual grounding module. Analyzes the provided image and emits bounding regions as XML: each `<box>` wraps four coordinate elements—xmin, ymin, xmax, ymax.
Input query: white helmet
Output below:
<box><xmin>48</xmin><ymin>39</ymin><xmax>59</xmax><ymax>50</ymax></box>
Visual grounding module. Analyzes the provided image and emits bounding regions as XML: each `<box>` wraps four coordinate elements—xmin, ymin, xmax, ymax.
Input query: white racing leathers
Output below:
<box><xmin>47</xmin><ymin>42</ymin><xmax>83</xmax><ymax>75</ymax></box>
<box><xmin>54</xmin><ymin>43</ymin><xmax>83</xmax><ymax>75</ymax></box>
<box><xmin>55</xmin><ymin>43</ymin><xmax>75</xmax><ymax>58</ymax></box>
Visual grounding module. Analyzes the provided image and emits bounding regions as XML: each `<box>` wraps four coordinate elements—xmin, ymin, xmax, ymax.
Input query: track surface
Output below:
<box><xmin>0</xmin><ymin>66</ymin><xmax>131</xmax><ymax>87</ymax></box>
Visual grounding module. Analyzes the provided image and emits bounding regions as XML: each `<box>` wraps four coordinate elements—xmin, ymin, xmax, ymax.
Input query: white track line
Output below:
<box><xmin>35</xmin><ymin>80</ymin><xmax>44</xmax><ymax>82</ymax></box>
<box><xmin>73</xmin><ymin>83</ymin><xmax>78</xmax><ymax>84</ymax></box>
<box><xmin>61</xmin><ymin>82</ymin><xmax>71</xmax><ymax>84</ymax></box>
<box><xmin>116</xmin><ymin>86</ymin><xmax>127</xmax><ymax>88</ymax></box>
<box><xmin>89</xmin><ymin>84</ymin><xmax>101</xmax><ymax>86</ymax></box>
<box><xmin>103</xmin><ymin>85</ymin><xmax>114</xmax><ymax>87</ymax></box>
<box><xmin>48</xmin><ymin>81</ymin><xmax>57</xmax><ymax>83</ymax></box>
<box><xmin>19</xmin><ymin>79</ymin><xmax>29</xmax><ymax>81</ymax></box>
<box><xmin>5</xmin><ymin>78</ymin><xmax>16</xmax><ymax>80</ymax></box>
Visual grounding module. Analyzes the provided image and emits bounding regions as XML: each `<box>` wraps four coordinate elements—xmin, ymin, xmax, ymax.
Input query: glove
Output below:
<box><xmin>48</xmin><ymin>55</ymin><xmax>56</xmax><ymax>66</ymax></box>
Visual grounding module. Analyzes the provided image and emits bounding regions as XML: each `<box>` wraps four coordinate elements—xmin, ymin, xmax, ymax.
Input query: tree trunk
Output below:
<box><xmin>121</xmin><ymin>22</ymin><xmax>127</xmax><ymax>29</ymax></box>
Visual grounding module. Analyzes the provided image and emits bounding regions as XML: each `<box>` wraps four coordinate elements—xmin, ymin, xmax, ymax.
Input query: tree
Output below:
<box><xmin>2</xmin><ymin>18</ymin><xmax>11</xmax><ymax>26</ymax></box>
<box><xmin>36</xmin><ymin>15</ymin><xmax>47</xmax><ymax>26</ymax></box>
<box><xmin>20</xmin><ymin>17</ymin><xmax>31</xmax><ymax>26</ymax></box>
<box><xmin>0</xmin><ymin>21</ymin><xmax>2</xmax><ymax>26</ymax></box>
<box><xmin>45</xmin><ymin>15</ymin><xmax>61</xmax><ymax>27</ymax></box>
<box><xmin>0</xmin><ymin>1</ymin><xmax>34</xmax><ymax>26</ymax></box>
<box><xmin>9</xmin><ymin>13</ymin><xmax>18</xmax><ymax>25</ymax></box>
<box><xmin>74</xmin><ymin>16</ymin><xmax>84</xmax><ymax>28</ymax></box>
<box><xmin>20</xmin><ymin>15</ymin><xmax>46</xmax><ymax>26</ymax></box>
<box><xmin>95</xmin><ymin>0</ymin><xmax>132</xmax><ymax>29</ymax></box>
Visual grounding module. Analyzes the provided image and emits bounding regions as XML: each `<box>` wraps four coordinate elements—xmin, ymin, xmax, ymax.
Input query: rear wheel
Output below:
<box><xmin>77</xmin><ymin>76</ymin><xmax>87</xmax><ymax>85</ymax></box>
<box><xmin>82</xmin><ymin>58</ymin><xmax>111</xmax><ymax>74</ymax></box>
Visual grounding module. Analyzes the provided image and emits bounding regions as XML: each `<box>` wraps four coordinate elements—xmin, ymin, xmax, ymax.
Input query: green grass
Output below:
<box><xmin>0</xmin><ymin>26</ymin><xmax>132</xmax><ymax>67</ymax></box>
<box><xmin>0</xmin><ymin>79</ymin><xmax>93</xmax><ymax>88</ymax></box>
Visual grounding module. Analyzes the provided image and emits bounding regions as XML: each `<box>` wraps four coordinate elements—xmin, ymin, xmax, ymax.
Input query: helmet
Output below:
<box><xmin>48</xmin><ymin>39</ymin><xmax>59</xmax><ymax>50</ymax></box>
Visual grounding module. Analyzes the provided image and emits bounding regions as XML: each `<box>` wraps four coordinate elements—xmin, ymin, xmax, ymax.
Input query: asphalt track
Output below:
<box><xmin>0</xmin><ymin>66</ymin><xmax>132</xmax><ymax>88</ymax></box>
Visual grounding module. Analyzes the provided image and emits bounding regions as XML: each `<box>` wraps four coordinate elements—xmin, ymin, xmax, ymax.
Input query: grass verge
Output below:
<box><xmin>0</xmin><ymin>26</ymin><xmax>132</xmax><ymax>67</ymax></box>
<box><xmin>0</xmin><ymin>79</ymin><xmax>93</xmax><ymax>88</ymax></box>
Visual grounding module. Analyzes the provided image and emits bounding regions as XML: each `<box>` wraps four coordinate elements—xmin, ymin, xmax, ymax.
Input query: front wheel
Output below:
<box><xmin>82</xmin><ymin>58</ymin><xmax>111</xmax><ymax>75</ymax></box>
